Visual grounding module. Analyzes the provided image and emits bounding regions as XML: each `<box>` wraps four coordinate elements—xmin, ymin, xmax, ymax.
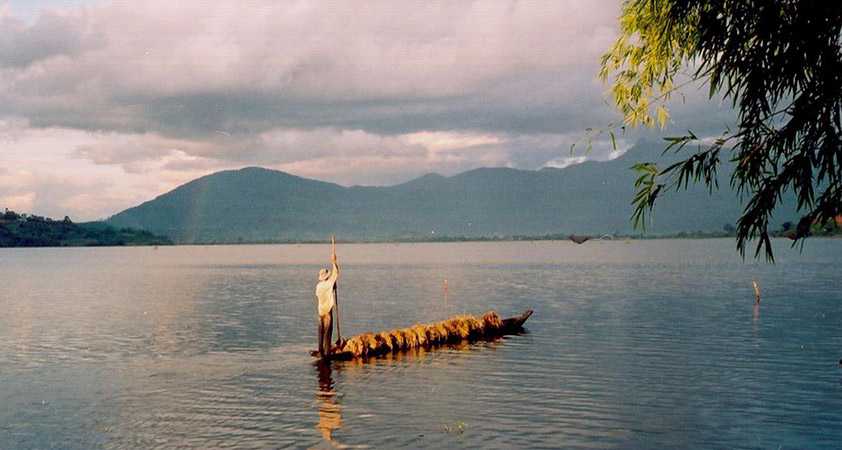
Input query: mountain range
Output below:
<box><xmin>106</xmin><ymin>139</ymin><xmax>792</xmax><ymax>243</ymax></box>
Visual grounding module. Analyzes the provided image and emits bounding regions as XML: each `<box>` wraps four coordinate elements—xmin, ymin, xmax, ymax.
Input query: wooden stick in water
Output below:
<box><xmin>444</xmin><ymin>278</ymin><xmax>448</xmax><ymax>302</ymax></box>
<box><xmin>332</xmin><ymin>235</ymin><xmax>342</xmax><ymax>345</ymax></box>
<box><xmin>752</xmin><ymin>280</ymin><xmax>761</xmax><ymax>303</ymax></box>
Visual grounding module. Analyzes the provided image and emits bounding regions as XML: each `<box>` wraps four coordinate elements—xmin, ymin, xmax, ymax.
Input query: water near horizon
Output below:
<box><xmin>2</xmin><ymin>239</ymin><xmax>841</xmax><ymax>449</ymax></box>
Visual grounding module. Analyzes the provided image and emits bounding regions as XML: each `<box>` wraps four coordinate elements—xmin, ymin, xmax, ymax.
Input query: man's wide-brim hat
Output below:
<box><xmin>319</xmin><ymin>268</ymin><xmax>330</xmax><ymax>281</ymax></box>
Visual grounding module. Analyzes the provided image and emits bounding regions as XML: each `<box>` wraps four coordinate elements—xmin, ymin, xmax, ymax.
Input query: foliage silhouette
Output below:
<box><xmin>601</xmin><ymin>0</ymin><xmax>842</xmax><ymax>261</ymax></box>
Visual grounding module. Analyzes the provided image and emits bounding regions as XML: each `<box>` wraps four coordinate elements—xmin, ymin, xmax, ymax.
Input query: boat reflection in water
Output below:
<box><xmin>315</xmin><ymin>360</ymin><xmax>342</xmax><ymax>446</ymax></box>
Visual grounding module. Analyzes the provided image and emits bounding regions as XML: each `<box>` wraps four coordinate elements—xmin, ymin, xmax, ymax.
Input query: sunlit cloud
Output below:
<box><xmin>545</xmin><ymin>156</ymin><xmax>588</xmax><ymax>169</ymax></box>
<box><xmin>0</xmin><ymin>0</ymin><xmax>739</xmax><ymax>220</ymax></box>
<box><xmin>399</xmin><ymin>131</ymin><xmax>502</xmax><ymax>153</ymax></box>
<box><xmin>0</xmin><ymin>191</ymin><xmax>35</xmax><ymax>212</ymax></box>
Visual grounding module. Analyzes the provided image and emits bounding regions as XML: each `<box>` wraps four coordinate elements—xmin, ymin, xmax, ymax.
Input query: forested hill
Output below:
<box><xmin>106</xmin><ymin>140</ymin><xmax>797</xmax><ymax>243</ymax></box>
<box><xmin>0</xmin><ymin>210</ymin><xmax>172</xmax><ymax>247</ymax></box>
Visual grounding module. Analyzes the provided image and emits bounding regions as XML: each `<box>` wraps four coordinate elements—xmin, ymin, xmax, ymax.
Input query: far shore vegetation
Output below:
<box><xmin>3</xmin><ymin>209</ymin><xmax>838</xmax><ymax>248</ymax></box>
<box><xmin>1</xmin><ymin>209</ymin><xmax>172</xmax><ymax>248</ymax></box>
<box><xmin>149</xmin><ymin>221</ymin><xmax>840</xmax><ymax>246</ymax></box>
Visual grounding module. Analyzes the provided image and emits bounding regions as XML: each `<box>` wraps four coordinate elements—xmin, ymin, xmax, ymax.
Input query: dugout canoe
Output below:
<box><xmin>310</xmin><ymin>310</ymin><xmax>533</xmax><ymax>361</ymax></box>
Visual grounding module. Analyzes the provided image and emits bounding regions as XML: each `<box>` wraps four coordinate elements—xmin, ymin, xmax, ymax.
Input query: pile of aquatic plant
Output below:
<box><xmin>340</xmin><ymin>311</ymin><xmax>505</xmax><ymax>358</ymax></box>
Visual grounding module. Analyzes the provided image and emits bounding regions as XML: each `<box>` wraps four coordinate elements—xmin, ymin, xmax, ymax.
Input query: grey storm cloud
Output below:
<box><xmin>1</xmin><ymin>0</ymin><xmax>739</xmax><ymax>194</ymax></box>
<box><xmin>0</xmin><ymin>7</ymin><xmax>103</xmax><ymax>68</ymax></box>
<box><xmin>1</xmin><ymin>1</ymin><xmax>622</xmax><ymax>138</ymax></box>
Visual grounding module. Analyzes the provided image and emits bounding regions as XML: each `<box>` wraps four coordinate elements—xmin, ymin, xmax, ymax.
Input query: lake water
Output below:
<box><xmin>2</xmin><ymin>239</ymin><xmax>841</xmax><ymax>449</ymax></box>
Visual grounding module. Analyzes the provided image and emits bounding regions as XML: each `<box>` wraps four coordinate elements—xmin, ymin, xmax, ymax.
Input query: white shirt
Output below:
<box><xmin>316</xmin><ymin>278</ymin><xmax>337</xmax><ymax>317</ymax></box>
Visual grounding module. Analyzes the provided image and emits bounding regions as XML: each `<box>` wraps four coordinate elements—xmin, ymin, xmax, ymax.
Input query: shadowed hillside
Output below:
<box><xmin>106</xmin><ymin>140</ymin><xmax>795</xmax><ymax>243</ymax></box>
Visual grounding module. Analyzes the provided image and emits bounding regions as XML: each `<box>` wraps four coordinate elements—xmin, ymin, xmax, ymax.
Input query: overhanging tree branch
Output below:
<box><xmin>602</xmin><ymin>0</ymin><xmax>842</xmax><ymax>260</ymax></box>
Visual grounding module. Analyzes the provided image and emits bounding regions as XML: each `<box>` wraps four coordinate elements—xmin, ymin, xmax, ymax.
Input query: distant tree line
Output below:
<box><xmin>0</xmin><ymin>209</ymin><xmax>172</xmax><ymax>247</ymax></box>
<box><xmin>778</xmin><ymin>218</ymin><xmax>842</xmax><ymax>240</ymax></box>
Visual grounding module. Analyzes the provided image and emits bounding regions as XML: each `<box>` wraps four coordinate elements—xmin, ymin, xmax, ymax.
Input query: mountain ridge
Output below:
<box><xmin>106</xmin><ymin>140</ymin><xmax>796</xmax><ymax>243</ymax></box>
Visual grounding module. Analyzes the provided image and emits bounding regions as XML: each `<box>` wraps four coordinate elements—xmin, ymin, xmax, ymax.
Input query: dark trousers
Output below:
<box><xmin>318</xmin><ymin>312</ymin><xmax>333</xmax><ymax>355</ymax></box>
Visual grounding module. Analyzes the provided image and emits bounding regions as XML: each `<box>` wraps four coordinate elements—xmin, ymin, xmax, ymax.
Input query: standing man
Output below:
<box><xmin>316</xmin><ymin>236</ymin><xmax>339</xmax><ymax>356</ymax></box>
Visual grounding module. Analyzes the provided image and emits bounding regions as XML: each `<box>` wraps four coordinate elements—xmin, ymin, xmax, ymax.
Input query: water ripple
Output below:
<box><xmin>2</xmin><ymin>242</ymin><xmax>842</xmax><ymax>449</ymax></box>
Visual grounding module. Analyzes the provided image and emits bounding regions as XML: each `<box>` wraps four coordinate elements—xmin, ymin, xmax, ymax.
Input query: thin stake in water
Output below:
<box><xmin>444</xmin><ymin>278</ymin><xmax>448</xmax><ymax>302</ymax></box>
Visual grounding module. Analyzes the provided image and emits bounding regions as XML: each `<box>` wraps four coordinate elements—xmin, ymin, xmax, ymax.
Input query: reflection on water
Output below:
<box><xmin>315</xmin><ymin>361</ymin><xmax>342</xmax><ymax>447</ymax></box>
<box><xmin>1</xmin><ymin>240</ymin><xmax>842</xmax><ymax>449</ymax></box>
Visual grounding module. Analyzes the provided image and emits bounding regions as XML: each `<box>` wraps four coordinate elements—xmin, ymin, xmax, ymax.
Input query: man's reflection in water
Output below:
<box><xmin>315</xmin><ymin>360</ymin><xmax>342</xmax><ymax>446</ymax></box>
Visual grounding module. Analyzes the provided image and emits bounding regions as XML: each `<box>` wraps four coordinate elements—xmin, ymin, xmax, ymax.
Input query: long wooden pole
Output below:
<box><xmin>332</xmin><ymin>235</ymin><xmax>342</xmax><ymax>344</ymax></box>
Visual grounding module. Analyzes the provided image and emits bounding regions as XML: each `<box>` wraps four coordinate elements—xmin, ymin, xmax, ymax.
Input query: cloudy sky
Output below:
<box><xmin>0</xmin><ymin>0</ymin><xmax>734</xmax><ymax>221</ymax></box>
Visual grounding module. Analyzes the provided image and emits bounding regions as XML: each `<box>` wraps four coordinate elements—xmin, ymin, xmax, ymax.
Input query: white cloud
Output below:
<box><xmin>0</xmin><ymin>120</ymin><xmax>228</xmax><ymax>220</ymax></box>
<box><xmin>1</xmin><ymin>0</ymin><xmax>621</xmax><ymax>133</ymax></box>
<box><xmin>545</xmin><ymin>156</ymin><xmax>588</xmax><ymax>169</ymax></box>
<box><xmin>399</xmin><ymin>131</ymin><xmax>502</xmax><ymax>153</ymax></box>
<box><xmin>0</xmin><ymin>191</ymin><xmax>35</xmax><ymax>212</ymax></box>
<box><xmin>256</xmin><ymin>127</ymin><xmax>424</xmax><ymax>162</ymax></box>
<box><xmin>0</xmin><ymin>4</ymin><xmax>103</xmax><ymax>68</ymax></box>
<box><xmin>544</xmin><ymin>137</ymin><xmax>630</xmax><ymax>168</ymax></box>
<box><xmin>73</xmin><ymin>132</ymin><xmax>219</xmax><ymax>168</ymax></box>
<box><xmin>0</xmin><ymin>0</ymin><xmax>742</xmax><ymax>220</ymax></box>
<box><xmin>0</xmin><ymin>113</ymin><xmax>643</xmax><ymax>220</ymax></box>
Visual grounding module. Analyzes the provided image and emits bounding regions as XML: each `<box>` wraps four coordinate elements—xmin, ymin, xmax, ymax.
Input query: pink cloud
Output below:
<box><xmin>0</xmin><ymin>1</ymin><xmax>735</xmax><ymax>221</ymax></box>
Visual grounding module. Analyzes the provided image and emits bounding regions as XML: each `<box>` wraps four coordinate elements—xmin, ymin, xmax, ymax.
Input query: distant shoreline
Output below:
<box><xmin>178</xmin><ymin>233</ymin><xmax>736</xmax><ymax>246</ymax></box>
<box><xmin>5</xmin><ymin>232</ymin><xmax>837</xmax><ymax>249</ymax></box>
<box><xmin>186</xmin><ymin>234</ymin><xmax>842</xmax><ymax>246</ymax></box>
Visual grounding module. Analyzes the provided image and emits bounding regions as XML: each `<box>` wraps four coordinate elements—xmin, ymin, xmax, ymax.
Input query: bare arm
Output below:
<box><xmin>329</xmin><ymin>253</ymin><xmax>339</xmax><ymax>283</ymax></box>
<box><xmin>329</xmin><ymin>235</ymin><xmax>339</xmax><ymax>283</ymax></box>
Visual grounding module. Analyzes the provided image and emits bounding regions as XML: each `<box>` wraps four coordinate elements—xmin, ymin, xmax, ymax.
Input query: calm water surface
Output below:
<box><xmin>1</xmin><ymin>239</ymin><xmax>841</xmax><ymax>449</ymax></box>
